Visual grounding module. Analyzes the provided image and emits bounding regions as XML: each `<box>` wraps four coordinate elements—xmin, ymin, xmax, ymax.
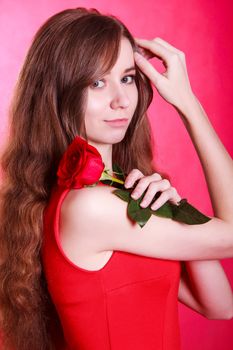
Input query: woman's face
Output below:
<box><xmin>83</xmin><ymin>37</ymin><xmax>138</xmax><ymax>146</ymax></box>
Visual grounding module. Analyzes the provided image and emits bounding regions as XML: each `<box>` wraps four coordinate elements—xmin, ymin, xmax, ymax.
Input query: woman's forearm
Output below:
<box><xmin>176</xmin><ymin>95</ymin><xmax>233</xmax><ymax>318</ymax></box>
<box><xmin>180</xmin><ymin>260</ymin><xmax>233</xmax><ymax>319</ymax></box>
<box><xmin>177</xmin><ymin>94</ymin><xmax>233</xmax><ymax>222</ymax></box>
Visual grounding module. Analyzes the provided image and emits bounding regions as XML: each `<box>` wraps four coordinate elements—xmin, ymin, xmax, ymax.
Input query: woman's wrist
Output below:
<box><xmin>177</xmin><ymin>93</ymin><xmax>206</xmax><ymax>125</ymax></box>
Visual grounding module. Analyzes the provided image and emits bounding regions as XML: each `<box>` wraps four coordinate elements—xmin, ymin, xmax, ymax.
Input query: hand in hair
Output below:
<box><xmin>134</xmin><ymin>37</ymin><xmax>195</xmax><ymax>110</ymax></box>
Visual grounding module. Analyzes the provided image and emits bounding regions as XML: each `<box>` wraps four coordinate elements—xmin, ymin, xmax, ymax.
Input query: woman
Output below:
<box><xmin>0</xmin><ymin>6</ymin><xmax>233</xmax><ymax>350</ymax></box>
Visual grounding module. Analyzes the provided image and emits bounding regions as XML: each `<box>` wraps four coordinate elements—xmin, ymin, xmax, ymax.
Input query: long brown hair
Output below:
<box><xmin>0</xmin><ymin>7</ymin><xmax>157</xmax><ymax>350</ymax></box>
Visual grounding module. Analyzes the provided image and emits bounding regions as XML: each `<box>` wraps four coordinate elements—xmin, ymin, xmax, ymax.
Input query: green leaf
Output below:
<box><xmin>150</xmin><ymin>202</ymin><xmax>174</xmax><ymax>219</ymax></box>
<box><xmin>112</xmin><ymin>189</ymin><xmax>130</xmax><ymax>202</ymax></box>
<box><xmin>104</xmin><ymin>163</ymin><xmax>212</xmax><ymax>228</ymax></box>
<box><xmin>100</xmin><ymin>179</ymin><xmax>124</xmax><ymax>189</ymax></box>
<box><xmin>170</xmin><ymin>199</ymin><xmax>211</xmax><ymax>224</ymax></box>
<box><xmin>127</xmin><ymin>197</ymin><xmax>152</xmax><ymax>228</ymax></box>
<box><xmin>112</xmin><ymin>163</ymin><xmax>126</xmax><ymax>181</ymax></box>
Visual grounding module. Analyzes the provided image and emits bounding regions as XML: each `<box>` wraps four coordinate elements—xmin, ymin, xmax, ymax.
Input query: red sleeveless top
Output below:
<box><xmin>42</xmin><ymin>182</ymin><xmax>181</xmax><ymax>350</ymax></box>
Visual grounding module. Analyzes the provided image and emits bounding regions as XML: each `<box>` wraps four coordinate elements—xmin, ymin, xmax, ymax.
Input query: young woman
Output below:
<box><xmin>0</xmin><ymin>6</ymin><xmax>233</xmax><ymax>350</ymax></box>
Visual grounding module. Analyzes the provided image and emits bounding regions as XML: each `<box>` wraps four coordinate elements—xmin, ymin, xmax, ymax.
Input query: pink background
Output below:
<box><xmin>0</xmin><ymin>0</ymin><xmax>233</xmax><ymax>349</ymax></box>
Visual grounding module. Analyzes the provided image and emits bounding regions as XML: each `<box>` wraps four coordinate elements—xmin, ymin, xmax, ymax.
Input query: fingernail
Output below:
<box><xmin>151</xmin><ymin>204</ymin><xmax>159</xmax><ymax>210</ymax></box>
<box><xmin>124</xmin><ymin>181</ymin><xmax>132</xmax><ymax>188</ymax></box>
<box><xmin>131</xmin><ymin>191</ymin><xmax>139</xmax><ymax>199</ymax></box>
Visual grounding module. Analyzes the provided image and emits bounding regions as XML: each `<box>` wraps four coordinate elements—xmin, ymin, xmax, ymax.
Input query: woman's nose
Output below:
<box><xmin>110</xmin><ymin>87</ymin><xmax>130</xmax><ymax>109</ymax></box>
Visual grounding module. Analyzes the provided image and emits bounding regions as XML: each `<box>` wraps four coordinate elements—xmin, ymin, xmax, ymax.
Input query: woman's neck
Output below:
<box><xmin>87</xmin><ymin>139</ymin><xmax>113</xmax><ymax>175</ymax></box>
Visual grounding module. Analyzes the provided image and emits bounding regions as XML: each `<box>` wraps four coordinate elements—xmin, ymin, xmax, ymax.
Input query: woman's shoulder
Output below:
<box><xmin>60</xmin><ymin>184</ymin><xmax>126</xmax><ymax>242</ymax></box>
<box><xmin>60</xmin><ymin>184</ymin><xmax>119</xmax><ymax>221</ymax></box>
<box><xmin>59</xmin><ymin>184</ymin><xmax>127</xmax><ymax>258</ymax></box>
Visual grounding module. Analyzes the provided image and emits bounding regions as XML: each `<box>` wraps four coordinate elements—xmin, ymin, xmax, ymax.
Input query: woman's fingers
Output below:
<box><xmin>137</xmin><ymin>178</ymin><xmax>171</xmax><ymax>205</ymax></box>
<box><xmin>149</xmin><ymin>187</ymin><xmax>182</xmax><ymax>210</ymax></box>
<box><xmin>124</xmin><ymin>170</ymin><xmax>161</xmax><ymax>190</ymax></box>
<box><xmin>132</xmin><ymin>177</ymin><xmax>181</xmax><ymax>209</ymax></box>
<box><xmin>130</xmin><ymin>174</ymin><xmax>163</xmax><ymax>199</ymax></box>
<box><xmin>134</xmin><ymin>37</ymin><xmax>174</xmax><ymax>64</ymax></box>
<box><xmin>151</xmin><ymin>37</ymin><xmax>185</xmax><ymax>57</ymax></box>
<box><xmin>153</xmin><ymin>38</ymin><xmax>187</xmax><ymax>73</ymax></box>
<box><xmin>135</xmin><ymin>45</ymin><xmax>154</xmax><ymax>60</ymax></box>
<box><xmin>134</xmin><ymin>51</ymin><xmax>165</xmax><ymax>85</ymax></box>
<box><xmin>133</xmin><ymin>37</ymin><xmax>194</xmax><ymax>109</ymax></box>
<box><xmin>124</xmin><ymin>168</ymin><xmax>145</xmax><ymax>188</ymax></box>
<box><xmin>124</xmin><ymin>169</ymin><xmax>181</xmax><ymax>210</ymax></box>
<box><xmin>133</xmin><ymin>37</ymin><xmax>175</xmax><ymax>85</ymax></box>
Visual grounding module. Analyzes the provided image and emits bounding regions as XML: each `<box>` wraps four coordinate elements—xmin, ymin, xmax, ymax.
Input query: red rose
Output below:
<box><xmin>57</xmin><ymin>136</ymin><xmax>105</xmax><ymax>189</ymax></box>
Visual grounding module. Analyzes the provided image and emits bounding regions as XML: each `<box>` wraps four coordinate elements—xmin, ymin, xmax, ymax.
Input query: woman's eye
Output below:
<box><xmin>122</xmin><ymin>75</ymin><xmax>136</xmax><ymax>84</ymax></box>
<box><xmin>91</xmin><ymin>75</ymin><xmax>136</xmax><ymax>89</ymax></box>
<box><xmin>91</xmin><ymin>80</ymin><xmax>105</xmax><ymax>88</ymax></box>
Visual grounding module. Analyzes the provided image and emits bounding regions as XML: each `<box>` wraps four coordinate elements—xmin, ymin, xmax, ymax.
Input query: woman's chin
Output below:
<box><xmin>86</xmin><ymin>128</ymin><xmax>128</xmax><ymax>145</ymax></box>
<box><xmin>108</xmin><ymin>133</ymin><xmax>127</xmax><ymax>144</ymax></box>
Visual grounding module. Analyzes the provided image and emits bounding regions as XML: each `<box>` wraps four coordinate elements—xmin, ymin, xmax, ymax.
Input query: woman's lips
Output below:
<box><xmin>104</xmin><ymin>118</ymin><xmax>128</xmax><ymax>127</ymax></box>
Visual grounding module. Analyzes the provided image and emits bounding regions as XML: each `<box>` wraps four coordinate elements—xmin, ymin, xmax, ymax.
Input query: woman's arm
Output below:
<box><xmin>131</xmin><ymin>38</ymin><xmax>233</xmax><ymax>318</ymax></box>
<box><xmin>178</xmin><ymin>260</ymin><xmax>233</xmax><ymax>319</ymax></box>
<box><xmin>175</xmin><ymin>96</ymin><xmax>233</xmax><ymax>319</ymax></box>
<box><xmin>123</xmin><ymin>167</ymin><xmax>233</xmax><ymax>320</ymax></box>
<box><xmin>133</xmin><ymin>38</ymin><xmax>233</xmax><ymax>223</ymax></box>
<box><xmin>177</xmin><ymin>95</ymin><xmax>233</xmax><ymax>222</ymax></box>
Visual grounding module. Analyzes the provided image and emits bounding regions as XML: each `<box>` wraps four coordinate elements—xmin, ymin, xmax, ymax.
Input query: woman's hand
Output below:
<box><xmin>124</xmin><ymin>169</ymin><xmax>181</xmax><ymax>210</ymax></box>
<box><xmin>134</xmin><ymin>37</ymin><xmax>196</xmax><ymax>110</ymax></box>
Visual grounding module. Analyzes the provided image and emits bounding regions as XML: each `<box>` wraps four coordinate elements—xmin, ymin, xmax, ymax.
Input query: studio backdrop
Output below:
<box><xmin>0</xmin><ymin>1</ymin><xmax>233</xmax><ymax>349</ymax></box>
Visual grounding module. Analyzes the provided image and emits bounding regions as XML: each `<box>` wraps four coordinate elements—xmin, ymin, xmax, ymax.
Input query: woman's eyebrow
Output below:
<box><xmin>104</xmin><ymin>66</ymin><xmax>136</xmax><ymax>76</ymax></box>
<box><xmin>124</xmin><ymin>66</ymin><xmax>136</xmax><ymax>73</ymax></box>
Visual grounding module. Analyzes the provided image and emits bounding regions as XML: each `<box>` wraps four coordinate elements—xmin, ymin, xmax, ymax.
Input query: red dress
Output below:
<box><xmin>42</xmin><ymin>182</ymin><xmax>181</xmax><ymax>350</ymax></box>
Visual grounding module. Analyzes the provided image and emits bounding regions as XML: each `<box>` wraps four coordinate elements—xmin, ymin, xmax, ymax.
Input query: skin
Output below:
<box><xmin>83</xmin><ymin>37</ymin><xmax>181</xmax><ymax>208</ymax></box>
<box><xmin>83</xmin><ymin>38</ymin><xmax>138</xmax><ymax>176</ymax></box>
<box><xmin>82</xmin><ymin>36</ymin><xmax>233</xmax><ymax>319</ymax></box>
<box><xmin>123</xmin><ymin>37</ymin><xmax>233</xmax><ymax>319</ymax></box>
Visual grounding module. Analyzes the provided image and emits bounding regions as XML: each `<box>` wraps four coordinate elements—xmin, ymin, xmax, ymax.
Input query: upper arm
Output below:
<box><xmin>61</xmin><ymin>185</ymin><xmax>233</xmax><ymax>261</ymax></box>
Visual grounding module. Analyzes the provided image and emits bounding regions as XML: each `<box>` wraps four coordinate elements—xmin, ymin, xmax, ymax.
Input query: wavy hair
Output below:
<box><xmin>0</xmin><ymin>7</ymin><xmax>158</xmax><ymax>350</ymax></box>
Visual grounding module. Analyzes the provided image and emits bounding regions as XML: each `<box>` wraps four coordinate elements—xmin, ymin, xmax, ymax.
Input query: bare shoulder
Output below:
<box><xmin>60</xmin><ymin>184</ymin><xmax>233</xmax><ymax>261</ymax></box>
<box><xmin>59</xmin><ymin>185</ymin><xmax>126</xmax><ymax>261</ymax></box>
<box><xmin>61</xmin><ymin>185</ymin><xmax>123</xmax><ymax>226</ymax></box>
<box><xmin>60</xmin><ymin>184</ymin><xmax>130</xmax><ymax>248</ymax></box>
